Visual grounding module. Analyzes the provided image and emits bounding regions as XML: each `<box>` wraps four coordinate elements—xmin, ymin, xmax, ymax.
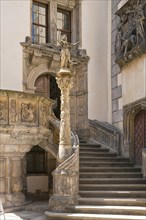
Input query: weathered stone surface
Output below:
<box><xmin>112</xmin><ymin>85</ymin><xmax>122</xmax><ymax>100</ymax></box>
<box><xmin>112</xmin><ymin>109</ymin><xmax>123</xmax><ymax>123</ymax></box>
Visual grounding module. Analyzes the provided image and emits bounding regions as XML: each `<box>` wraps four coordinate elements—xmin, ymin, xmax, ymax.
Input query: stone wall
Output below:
<box><xmin>111</xmin><ymin>0</ymin><xmax>123</xmax><ymax>130</ymax></box>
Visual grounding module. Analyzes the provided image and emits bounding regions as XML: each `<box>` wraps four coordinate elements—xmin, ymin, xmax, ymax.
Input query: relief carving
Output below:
<box><xmin>10</xmin><ymin>99</ymin><xmax>17</xmax><ymax>123</ymax></box>
<box><xmin>0</xmin><ymin>100</ymin><xmax>7</xmax><ymax>124</ymax></box>
<box><xmin>115</xmin><ymin>0</ymin><xmax>146</xmax><ymax>68</ymax></box>
<box><xmin>21</xmin><ymin>103</ymin><xmax>35</xmax><ymax>123</ymax></box>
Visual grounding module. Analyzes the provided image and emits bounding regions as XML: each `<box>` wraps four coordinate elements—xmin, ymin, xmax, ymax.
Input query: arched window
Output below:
<box><xmin>26</xmin><ymin>146</ymin><xmax>47</xmax><ymax>174</ymax></box>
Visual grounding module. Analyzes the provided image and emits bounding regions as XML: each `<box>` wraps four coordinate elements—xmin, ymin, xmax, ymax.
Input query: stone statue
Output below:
<box><xmin>59</xmin><ymin>34</ymin><xmax>79</xmax><ymax>69</ymax></box>
<box><xmin>60</xmin><ymin>35</ymin><xmax>71</xmax><ymax>69</ymax></box>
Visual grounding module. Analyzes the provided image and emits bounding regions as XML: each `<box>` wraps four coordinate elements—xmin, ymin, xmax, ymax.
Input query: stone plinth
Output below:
<box><xmin>142</xmin><ymin>149</ymin><xmax>146</xmax><ymax>178</ymax></box>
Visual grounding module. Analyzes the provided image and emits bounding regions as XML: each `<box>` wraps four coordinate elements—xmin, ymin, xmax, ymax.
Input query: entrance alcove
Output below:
<box><xmin>25</xmin><ymin>145</ymin><xmax>56</xmax><ymax>200</ymax></box>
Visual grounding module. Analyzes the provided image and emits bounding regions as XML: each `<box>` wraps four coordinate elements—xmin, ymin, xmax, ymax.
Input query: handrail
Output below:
<box><xmin>48</xmin><ymin>115</ymin><xmax>79</xmax><ymax>212</ymax></box>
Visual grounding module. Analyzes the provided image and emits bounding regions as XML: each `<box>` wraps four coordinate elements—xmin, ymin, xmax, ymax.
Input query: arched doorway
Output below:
<box><xmin>134</xmin><ymin>110</ymin><xmax>146</xmax><ymax>166</ymax></box>
<box><xmin>25</xmin><ymin>145</ymin><xmax>56</xmax><ymax>200</ymax></box>
<box><xmin>35</xmin><ymin>74</ymin><xmax>61</xmax><ymax>119</ymax></box>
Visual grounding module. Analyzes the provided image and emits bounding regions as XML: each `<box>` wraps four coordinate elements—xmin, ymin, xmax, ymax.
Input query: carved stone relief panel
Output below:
<box><xmin>76</xmin><ymin>95</ymin><xmax>87</xmax><ymax>129</ymax></box>
<box><xmin>115</xmin><ymin>0</ymin><xmax>146</xmax><ymax>68</ymax></box>
<box><xmin>70</xmin><ymin>96</ymin><xmax>77</xmax><ymax>130</ymax></box>
<box><xmin>0</xmin><ymin>96</ymin><xmax>8</xmax><ymax>125</ymax></box>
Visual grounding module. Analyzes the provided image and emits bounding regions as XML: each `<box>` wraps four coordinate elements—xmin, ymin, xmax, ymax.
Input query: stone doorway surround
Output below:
<box><xmin>123</xmin><ymin>98</ymin><xmax>146</xmax><ymax>163</ymax></box>
<box><xmin>21</xmin><ymin>42</ymin><xmax>90</xmax><ymax>139</ymax></box>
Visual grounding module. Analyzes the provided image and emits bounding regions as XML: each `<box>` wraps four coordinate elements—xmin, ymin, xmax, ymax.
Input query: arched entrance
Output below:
<box><xmin>35</xmin><ymin>74</ymin><xmax>61</xmax><ymax>119</ymax></box>
<box><xmin>25</xmin><ymin>145</ymin><xmax>56</xmax><ymax>200</ymax></box>
<box><xmin>134</xmin><ymin>110</ymin><xmax>146</xmax><ymax>166</ymax></box>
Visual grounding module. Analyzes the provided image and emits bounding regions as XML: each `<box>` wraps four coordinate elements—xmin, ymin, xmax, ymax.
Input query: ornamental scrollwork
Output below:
<box><xmin>115</xmin><ymin>0</ymin><xmax>146</xmax><ymax>68</ymax></box>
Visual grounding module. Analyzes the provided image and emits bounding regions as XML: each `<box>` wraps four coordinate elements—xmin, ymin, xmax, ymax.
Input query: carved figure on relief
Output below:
<box><xmin>0</xmin><ymin>101</ymin><xmax>5</xmax><ymax>120</ymax></box>
<box><xmin>21</xmin><ymin>103</ymin><xmax>34</xmax><ymax>122</ymax></box>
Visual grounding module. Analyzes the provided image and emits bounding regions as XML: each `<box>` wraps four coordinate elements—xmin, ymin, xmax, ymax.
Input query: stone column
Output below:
<box><xmin>56</xmin><ymin>69</ymin><xmax>73</xmax><ymax>163</ymax></box>
<box><xmin>6</xmin><ymin>154</ymin><xmax>25</xmax><ymax>204</ymax></box>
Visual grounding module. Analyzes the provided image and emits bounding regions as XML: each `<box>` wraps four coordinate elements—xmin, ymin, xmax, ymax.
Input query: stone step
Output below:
<box><xmin>79</xmin><ymin>172</ymin><xmax>142</xmax><ymax>178</ymax></box>
<box><xmin>80</xmin><ymin>147</ymin><xmax>109</xmax><ymax>152</ymax></box>
<box><xmin>79</xmin><ymin>183</ymin><xmax>146</xmax><ymax>191</ymax></box>
<box><xmin>79</xmin><ymin>190</ymin><xmax>146</xmax><ymax>198</ymax></box>
<box><xmin>79</xmin><ymin>177</ymin><xmax>146</xmax><ymax>184</ymax></box>
<box><xmin>80</xmin><ymin>161</ymin><xmax>134</xmax><ymax>167</ymax></box>
<box><xmin>78</xmin><ymin>198</ymin><xmax>146</xmax><ymax>207</ymax></box>
<box><xmin>45</xmin><ymin>211</ymin><xmax>146</xmax><ymax>220</ymax></box>
<box><xmin>80</xmin><ymin>152</ymin><xmax>117</xmax><ymax>157</ymax></box>
<box><xmin>79</xmin><ymin>167</ymin><xmax>141</xmax><ymax>172</ymax></box>
<box><xmin>80</xmin><ymin>144</ymin><xmax>101</xmax><ymax>148</ymax></box>
<box><xmin>73</xmin><ymin>205</ymin><xmax>146</xmax><ymax>216</ymax></box>
<box><xmin>80</xmin><ymin>157</ymin><xmax>130</xmax><ymax>162</ymax></box>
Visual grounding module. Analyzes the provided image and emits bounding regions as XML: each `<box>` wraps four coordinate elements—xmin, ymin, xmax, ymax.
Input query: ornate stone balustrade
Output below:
<box><xmin>89</xmin><ymin>119</ymin><xmax>121</xmax><ymax>155</ymax></box>
<box><xmin>47</xmin><ymin>129</ymin><xmax>79</xmax><ymax>212</ymax></box>
<box><xmin>0</xmin><ymin>90</ymin><xmax>58</xmax><ymax>204</ymax></box>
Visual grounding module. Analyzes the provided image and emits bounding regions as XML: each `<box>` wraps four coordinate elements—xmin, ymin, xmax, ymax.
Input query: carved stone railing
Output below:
<box><xmin>0</xmin><ymin>89</ymin><xmax>58</xmax><ymax>204</ymax></box>
<box><xmin>89</xmin><ymin>119</ymin><xmax>121</xmax><ymax>155</ymax></box>
<box><xmin>115</xmin><ymin>0</ymin><xmax>146</xmax><ymax>68</ymax></box>
<box><xmin>47</xmin><ymin>117</ymin><xmax>79</xmax><ymax>212</ymax></box>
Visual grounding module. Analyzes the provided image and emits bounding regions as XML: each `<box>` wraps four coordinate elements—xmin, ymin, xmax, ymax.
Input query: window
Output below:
<box><xmin>26</xmin><ymin>146</ymin><xmax>47</xmax><ymax>174</ymax></box>
<box><xmin>32</xmin><ymin>2</ymin><xmax>48</xmax><ymax>44</ymax></box>
<box><xmin>57</xmin><ymin>9</ymin><xmax>71</xmax><ymax>43</ymax></box>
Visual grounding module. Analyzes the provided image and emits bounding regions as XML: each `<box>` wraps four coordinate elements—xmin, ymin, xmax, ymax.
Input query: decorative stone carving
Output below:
<box><xmin>0</xmin><ymin>99</ymin><xmax>8</xmax><ymax>124</ymax></box>
<box><xmin>56</xmin><ymin>69</ymin><xmax>73</xmax><ymax>162</ymax></box>
<box><xmin>21</xmin><ymin>103</ymin><xmax>35</xmax><ymax>123</ymax></box>
<box><xmin>115</xmin><ymin>0</ymin><xmax>146</xmax><ymax>68</ymax></box>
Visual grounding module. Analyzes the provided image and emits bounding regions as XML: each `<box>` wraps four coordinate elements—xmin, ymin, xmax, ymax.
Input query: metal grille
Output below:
<box><xmin>134</xmin><ymin>110</ymin><xmax>146</xmax><ymax>166</ymax></box>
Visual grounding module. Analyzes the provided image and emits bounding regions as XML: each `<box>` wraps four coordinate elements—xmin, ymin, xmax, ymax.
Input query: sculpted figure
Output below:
<box><xmin>60</xmin><ymin>35</ymin><xmax>71</xmax><ymax>69</ymax></box>
<box><xmin>134</xmin><ymin>1</ymin><xmax>146</xmax><ymax>43</ymax></box>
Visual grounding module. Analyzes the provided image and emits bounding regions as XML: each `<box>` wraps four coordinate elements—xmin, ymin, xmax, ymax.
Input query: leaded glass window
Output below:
<box><xmin>57</xmin><ymin>9</ymin><xmax>71</xmax><ymax>43</ymax></box>
<box><xmin>32</xmin><ymin>2</ymin><xmax>48</xmax><ymax>44</ymax></box>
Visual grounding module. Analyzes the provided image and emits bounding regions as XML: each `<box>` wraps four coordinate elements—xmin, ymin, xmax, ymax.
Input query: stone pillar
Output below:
<box><xmin>7</xmin><ymin>155</ymin><xmax>25</xmax><ymax>204</ymax></box>
<box><xmin>56</xmin><ymin>69</ymin><xmax>73</xmax><ymax>163</ymax></box>
<box><xmin>50</xmin><ymin>0</ymin><xmax>57</xmax><ymax>44</ymax></box>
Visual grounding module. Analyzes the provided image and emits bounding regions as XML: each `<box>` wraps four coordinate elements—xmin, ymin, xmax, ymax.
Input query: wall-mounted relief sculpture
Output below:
<box><xmin>115</xmin><ymin>0</ymin><xmax>146</xmax><ymax>68</ymax></box>
<box><xmin>0</xmin><ymin>99</ymin><xmax>8</xmax><ymax>125</ymax></box>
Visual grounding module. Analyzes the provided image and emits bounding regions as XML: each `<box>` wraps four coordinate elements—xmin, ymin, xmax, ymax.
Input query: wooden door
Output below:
<box><xmin>35</xmin><ymin>74</ymin><xmax>50</xmax><ymax>97</ymax></box>
<box><xmin>134</xmin><ymin>110</ymin><xmax>146</xmax><ymax>166</ymax></box>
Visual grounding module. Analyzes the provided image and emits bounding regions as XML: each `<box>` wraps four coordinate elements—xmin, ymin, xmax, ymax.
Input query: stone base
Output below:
<box><xmin>142</xmin><ymin>149</ymin><xmax>146</xmax><ymax>178</ymax></box>
<box><xmin>1</xmin><ymin>192</ymin><xmax>25</xmax><ymax>205</ymax></box>
<box><xmin>48</xmin><ymin>195</ymin><xmax>78</xmax><ymax>212</ymax></box>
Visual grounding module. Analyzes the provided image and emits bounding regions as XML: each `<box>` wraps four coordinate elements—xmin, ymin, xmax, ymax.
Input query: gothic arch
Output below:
<box><xmin>123</xmin><ymin>98</ymin><xmax>146</xmax><ymax>162</ymax></box>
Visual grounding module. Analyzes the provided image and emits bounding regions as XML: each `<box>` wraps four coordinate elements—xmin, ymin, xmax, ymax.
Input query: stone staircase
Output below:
<box><xmin>46</xmin><ymin>142</ymin><xmax>146</xmax><ymax>219</ymax></box>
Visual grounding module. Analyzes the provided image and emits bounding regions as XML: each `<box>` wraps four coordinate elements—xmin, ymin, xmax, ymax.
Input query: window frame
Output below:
<box><xmin>32</xmin><ymin>1</ymin><xmax>48</xmax><ymax>44</ymax></box>
<box><xmin>57</xmin><ymin>8</ymin><xmax>71</xmax><ymax>43</ymax></box>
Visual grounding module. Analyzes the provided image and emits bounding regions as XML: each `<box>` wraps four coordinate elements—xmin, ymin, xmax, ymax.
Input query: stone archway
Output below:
<box><xmin>25</xmin><ymin>145</ymin><xmax>57</xmax><ymax>200</ymax></box>
<box><xmin>123</xmin><ymin>98</ymin><xmax>146</xmax><ymax>164</ymax></box>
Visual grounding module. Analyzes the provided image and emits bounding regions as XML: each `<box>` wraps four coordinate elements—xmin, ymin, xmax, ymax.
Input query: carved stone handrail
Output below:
<box><xmin>89</xmin><ymin>119</ymin><xmax>121</xmax><ymax>156</ymax></box>
<box><xmin>48</xmin><ymin>116</ymin><xmax>79</xmax><ymax>212</ymax></box>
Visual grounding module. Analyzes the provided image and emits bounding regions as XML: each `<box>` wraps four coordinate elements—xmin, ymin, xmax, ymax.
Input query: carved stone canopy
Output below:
<box><xmin>115</xmin><ymin>0</ymin><xmax>146</xmax><ymax>68</ymax></box>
